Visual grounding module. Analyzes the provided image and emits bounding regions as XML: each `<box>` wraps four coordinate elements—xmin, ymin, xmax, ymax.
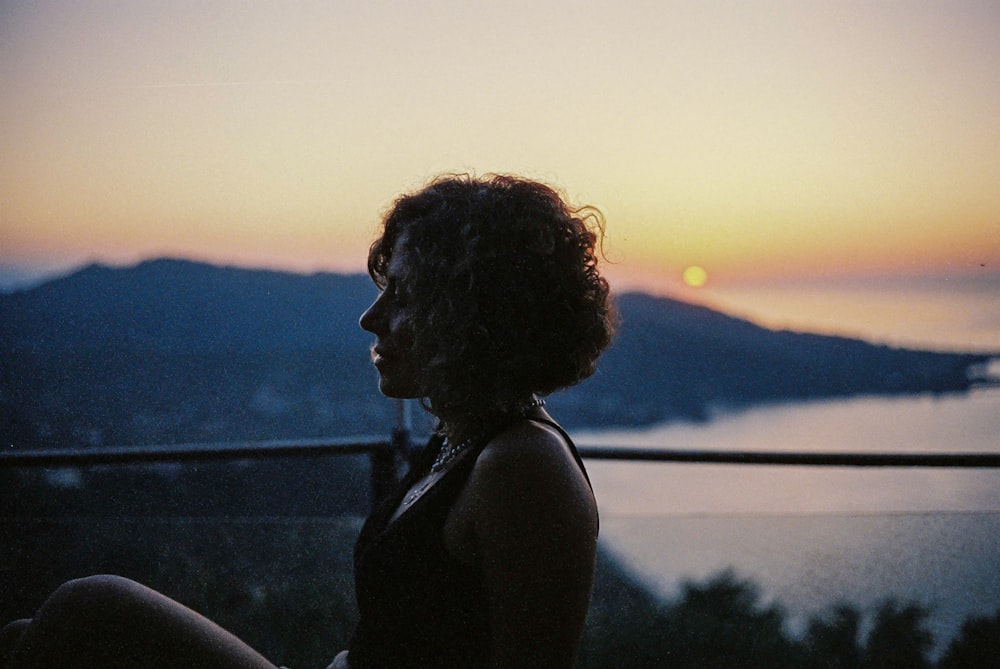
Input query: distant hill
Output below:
<box><xmin>0</xmin><ymin>258</ymin><xmax>991</xmax><ymax>449</ymax></box>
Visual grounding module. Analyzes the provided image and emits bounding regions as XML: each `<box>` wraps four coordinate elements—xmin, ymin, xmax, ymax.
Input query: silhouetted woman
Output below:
<box><xmin>0</xmin><ymin>173</ymin><xmax>615</xmax><ymax>669</ymax></box>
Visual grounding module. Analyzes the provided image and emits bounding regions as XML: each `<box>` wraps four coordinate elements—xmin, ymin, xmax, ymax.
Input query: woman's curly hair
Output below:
<box><xmin>368</xmin><ymin>173</ymin><xmax>615</xmax><ymax>425</ymax></box>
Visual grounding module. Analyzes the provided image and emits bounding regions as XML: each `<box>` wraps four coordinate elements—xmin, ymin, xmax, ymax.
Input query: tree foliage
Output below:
<box><xmin>939</xmin><ymin>610</ymin><xmax>1000</xmax><ymax>669</ymax></box>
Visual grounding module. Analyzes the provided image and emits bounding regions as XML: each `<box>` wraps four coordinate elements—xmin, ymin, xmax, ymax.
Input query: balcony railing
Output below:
<box><xmin>5</xmin><ymin>436</ymin><xmax>1000</xmax><ymax>468</ymax></box>
<box><xmin>4</xmin><ymin>430</ymin><xmax>999</xmax><ymax>512</ymax></box>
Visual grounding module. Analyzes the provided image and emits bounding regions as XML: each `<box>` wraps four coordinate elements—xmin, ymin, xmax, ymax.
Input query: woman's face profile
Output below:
<box><xmin>359</xmin><ymin>239</ymin><xmax>421</xmax><ymax>399</ymax></box>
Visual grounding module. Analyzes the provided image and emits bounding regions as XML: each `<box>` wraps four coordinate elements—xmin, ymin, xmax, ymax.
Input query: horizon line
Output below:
<box><xmin>4</xmin><ymin>254</ymin><xmax>1000</xmax><ymax>294</ymax></box>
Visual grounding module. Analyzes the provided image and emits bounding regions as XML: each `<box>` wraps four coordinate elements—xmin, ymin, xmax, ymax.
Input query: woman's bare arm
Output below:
<box><xmin>456</xmin><ymin>421</ymin><xmax>599</xmax><ymax>669</ymax></box>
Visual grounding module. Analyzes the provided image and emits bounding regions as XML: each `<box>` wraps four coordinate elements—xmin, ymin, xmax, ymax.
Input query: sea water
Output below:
<box><xmin>581</xmin><ymin>276</ymin><xmax>1000</xmax><ymax>656</ymax></box>
<box><xmin>580</xmin><ymin>388</ymin><xmax>1000</xmax><ymax>516</ymax></box>
<box><xmin>694</xmin><ymin>271</ymin><xmax>1000</xmax><ymax>354</ymax></box>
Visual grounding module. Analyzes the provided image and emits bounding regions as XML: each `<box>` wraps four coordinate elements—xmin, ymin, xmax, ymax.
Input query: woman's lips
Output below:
<box><xmin>371</xmin><ymin>345</ymin><xmax>389</xmax><ymax>366</ymax></box>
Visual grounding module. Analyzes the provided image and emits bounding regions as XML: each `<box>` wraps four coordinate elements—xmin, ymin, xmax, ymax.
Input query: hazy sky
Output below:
<box><xmin>2</xmin><ymin>0</ymin><xmax>999</xmax><ymax>292</ymax></box>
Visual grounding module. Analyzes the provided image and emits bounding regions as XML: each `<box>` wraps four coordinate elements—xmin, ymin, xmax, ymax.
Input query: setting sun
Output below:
<box><xmin>682</xmin><ymin>266</ymin><xmax>708</xmax><ymax>288</ymax></box>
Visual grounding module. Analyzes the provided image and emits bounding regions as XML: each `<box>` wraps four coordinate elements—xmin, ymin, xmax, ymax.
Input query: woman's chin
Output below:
<box><xmin>377</xmin><ymin>378</ymin><xmax>419</xmax><ymax>400</ymax></box>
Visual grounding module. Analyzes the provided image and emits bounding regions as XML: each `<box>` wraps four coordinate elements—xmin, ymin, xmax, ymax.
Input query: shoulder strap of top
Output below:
<box><xmin>525</xmin><ymin>416</ymin><xmax>592</xmax><ymax>490</ymax></box>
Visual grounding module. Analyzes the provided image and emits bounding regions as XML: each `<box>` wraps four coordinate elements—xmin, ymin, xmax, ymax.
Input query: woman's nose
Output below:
<box><xmin>359</xmin><ymin>298</ymin><xmax>381</xmax><ymax>334</ymax></box>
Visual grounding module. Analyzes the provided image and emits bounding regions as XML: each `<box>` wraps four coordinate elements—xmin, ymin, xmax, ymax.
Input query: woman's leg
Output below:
<box><xmin>4</xmin><ymin>574</ymin><xmax>279</xmax><ymax>669</ymax></box>
<box><xmin>0</xmin><ymin>619</ymin><xmax>30</xmax><ymax>665</ymax></box>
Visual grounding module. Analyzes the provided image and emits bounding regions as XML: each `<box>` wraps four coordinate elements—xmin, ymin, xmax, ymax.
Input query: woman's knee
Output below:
<box><xmin>0</xmin><ymin>619</ymin><xmax>31</xmax><ymax>661</ymax></box>
<box><xmin>56</xmin><ymin>574</ymin><xmax>139</xmax><ymax>595</ymax></box>
<box><xmin>43</xmin><ymin>575</ymin><xmax>147</xmax><ymax>622</ymax></box>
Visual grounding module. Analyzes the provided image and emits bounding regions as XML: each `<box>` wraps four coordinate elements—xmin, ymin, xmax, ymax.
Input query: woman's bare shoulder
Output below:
<box><xmin>468</xmin><ymin>418</ymin><xmax>597</xmax><ymax>533</ymax></box>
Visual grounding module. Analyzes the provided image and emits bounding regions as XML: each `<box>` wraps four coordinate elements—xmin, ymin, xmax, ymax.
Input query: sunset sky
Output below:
<box><xmin>2</xmin><ymin>0</ymin><xmax>999</xmax><ymax>299</ymax></box>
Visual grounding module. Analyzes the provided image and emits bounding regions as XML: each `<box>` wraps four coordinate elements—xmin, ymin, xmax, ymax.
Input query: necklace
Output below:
<box><xmin>430</xmin><ymin>435</ymin><xmax>479</xmax><ymax>473</ymax></box>
<box><xmin>430</xmin><ymin>397</ymin><xmax>545</xmax><ymax>473</ymax></box>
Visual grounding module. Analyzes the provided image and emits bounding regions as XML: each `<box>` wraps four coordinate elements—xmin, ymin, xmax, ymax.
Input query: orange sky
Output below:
<box><xmin>2</xmin><ymin>0</ymin><xmax>999</xmax><ymax>295</ymax></box>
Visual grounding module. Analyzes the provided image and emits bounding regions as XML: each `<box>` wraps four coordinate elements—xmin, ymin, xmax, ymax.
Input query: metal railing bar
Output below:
<box><xmin>0</xmin><ymin>436</ymin><xmax>389</xmax><ymax>467</ymax></box>
<box><xmin>2</xmin><ymin>440</ymin><xmax>999</xmax><ymax>468</ymax></box>
<box><xmin>576</xmin><ymin>446</ymin><xmax>1000</xmax><ymax>468</ymax></box>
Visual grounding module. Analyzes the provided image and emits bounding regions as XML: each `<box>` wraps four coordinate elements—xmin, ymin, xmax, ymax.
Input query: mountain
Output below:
<box><xmin>572</xmin><ymin>292</ymin><xmax>993</xmax><ymax>425</ymax></box>
<box><xmin>0</xmin><ymin>258</ymin><xmax>991</xmax><ymax>449</ymax></box>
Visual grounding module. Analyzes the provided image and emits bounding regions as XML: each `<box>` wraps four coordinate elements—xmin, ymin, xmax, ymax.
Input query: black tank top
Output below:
<box><xmin>348</xmin><ymin>417</ymin><xmax>590</xmax><ymax>669</ymax></box>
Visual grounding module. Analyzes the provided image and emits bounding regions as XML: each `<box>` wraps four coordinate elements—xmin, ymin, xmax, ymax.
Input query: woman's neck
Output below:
<box><xmin>436</xmin><ymin>396</ymin><xmax>544</xmax><ymax>443</ymax></box>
